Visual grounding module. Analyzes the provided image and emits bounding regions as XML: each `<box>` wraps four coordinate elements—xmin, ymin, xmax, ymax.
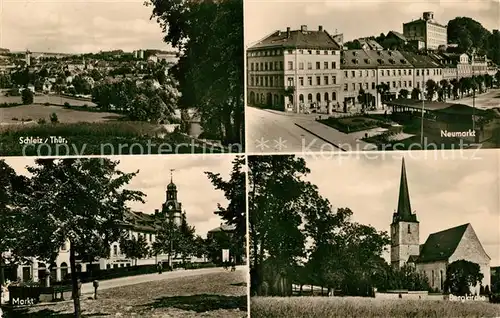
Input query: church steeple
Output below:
<box><xmin>393</xmin><ymin>158</ymin><xmax>418</xmax><ymax>223</ymax></box>
<box><xmin>166</xmin><ymin>169</ymin><xmax>177</xmax><ymax>201</ymax></box>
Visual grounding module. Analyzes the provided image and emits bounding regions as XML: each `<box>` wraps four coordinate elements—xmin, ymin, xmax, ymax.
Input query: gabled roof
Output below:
<box><xmin>417</xmin><ymin>224</ymin><xmax>469</xmax><ymax>263</ymax></box>
<box><xmin>341</xmin><ymin>49</ymin><xmax>412</xmax><ymax>69</ymax></box>
<box><xmin>399</xmin><ymin>51</ymin><xmax>443</xmax><ymax>68</ymax></box>
<box><xmin>387</xmin><ymin>31</ymin><xmax>408</xmax><ymax>42</ymax></box>
<box><xmin>249</xmin><ymin>28</ymin><xmax>341</xmax><ymax>50</ymax></box>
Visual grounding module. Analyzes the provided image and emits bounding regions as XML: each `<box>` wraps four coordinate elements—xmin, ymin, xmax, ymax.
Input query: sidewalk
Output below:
<box><xmin>295</xmin><ymin>120</ymin><xmax>377</xmax><ymax>151</ymax></box>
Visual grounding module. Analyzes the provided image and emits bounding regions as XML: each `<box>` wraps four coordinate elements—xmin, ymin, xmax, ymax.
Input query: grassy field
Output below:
<box><xmin>0</xmin><ymin>122</ymin><xmax>225</xmax><ymax>155</ymax></box>
<box><xmin>251</xmin><ymin>296</ymin><xmax>500</xmax><ymax>318</ymax></box>
<box><xmin>0</xmin><ymin>94</ymin><xmax>97</xmax><ymax>107</ymax></box>
<box><xmin>11</xmin><ymin>270</ymin><xmax>247</xmax><ymax>317</ymax></box>
<box><xmin>0</xmin><ymin>104</ymin><xmax>121</xmax><ymax>124</ymax></box>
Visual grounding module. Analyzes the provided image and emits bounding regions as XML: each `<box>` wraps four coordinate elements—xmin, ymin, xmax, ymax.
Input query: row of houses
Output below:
<box><xmin>246</xmin><ymin>25</ymin><xmax>498</xmax><ymax>114</ymax></box>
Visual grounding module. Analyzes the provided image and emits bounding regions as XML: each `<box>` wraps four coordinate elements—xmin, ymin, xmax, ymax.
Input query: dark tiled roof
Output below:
<box><xmin>399</xmin><ymin>51</ymin><xmax>443</xmax><ymax>68</ymax></box>
<box><xmin>341</xmin><ymin>50</ymin><xmax>412</xmax><ymax>69</ymax></box>
<box><xmin>208</xmin><ymin>224</ymin><xmax>236</xmax><ymax>233</ymax></box>
<box><xmin>249</xmin><ymin>29</ymin><xmax>341</xmax><ymax>50</ymax></box>
<box><xmin>388</xmin><ymin>31</ymin><xmax>408</xmax><ymax>42</ymax></box>
<box><xmin>417</xmin><ymin>224</ymin><xmax>469</xmax><ymax>263</ymax></box>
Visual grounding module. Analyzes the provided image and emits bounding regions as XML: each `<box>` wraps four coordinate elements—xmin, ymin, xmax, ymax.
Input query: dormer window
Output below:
<box><xmin>388</xmin><ymin>51</ymin><xmax>393</xmax><ymax>56</ymax></box>
<box><xmin>352</xmin><ymin>59</ymin><xmax>359</xmax><ymax>64</ymax></box>
<box><xmin>364</xmin><ymin>59</ymin><xmax>370</xmax><ymax>64</ymax></box>
<box><xmin>353</xmin><ymin>51</ymin><xmax>357</xmax><ymax>56</ymax></box>
<box><xmin>377</xmin><ymin>59</ymin><xmax>384</xmax><ymax>64</ymax></box>
<box><xmin>341</xmin><ymin>58</ymin><xmax>346</xmax><ymax>64</ymax></box>
<box><xmin>389</xmin><ymin>59</ymin><xmax>395</xmax><ymax>64</ymax></box>
<box><xmin>377</xmin><ymin>51</ymin><xmax>382</xmax><ymax>56</ymax></box>
<box><xmin>401</xmin><ymin>59</ymin><xmax>406</xmax><ymax>64</ymax></box>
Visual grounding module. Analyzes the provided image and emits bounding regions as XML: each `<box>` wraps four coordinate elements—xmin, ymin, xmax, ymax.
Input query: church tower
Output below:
<box><xmin>390</xmin><ymin>158</ymin><xmax>420</xmax><ymax>268</ymax></box>
<box><xmin>161</xmin><ymin>170</ymin><xmax>183</xmax><ymax>226</ymax></box>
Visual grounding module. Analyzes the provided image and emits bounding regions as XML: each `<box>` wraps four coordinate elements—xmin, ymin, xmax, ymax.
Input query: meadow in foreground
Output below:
<box><xmin>250</xmin><ymin>296</ymin><xmax>500</xmax><ymax>318</ymax></box>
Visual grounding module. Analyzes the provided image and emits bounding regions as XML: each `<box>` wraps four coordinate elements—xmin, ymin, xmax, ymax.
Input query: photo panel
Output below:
<box><xmin>245</xmin><ymin>0</ymin><xmax>500</xmax><ymax>154</ymax></box>
<box><xmin>0</xmin><ymin>154</ymin><xmax>247</xmax><ymax>317</ymax></box>
<box><xmin>0</xmin><ymin>0</ymin><xmax>244</xmax><ymax>156</ymax></box>
<box><xmin>248</xmin><ymin>150</ymin><xmax>500</xmax><ymax>317</ymax></box>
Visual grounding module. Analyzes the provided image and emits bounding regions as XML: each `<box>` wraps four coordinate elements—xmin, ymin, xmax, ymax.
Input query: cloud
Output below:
<box><xmin>2</xmin><ymin>155</ymin><xmax>239</xmax><ymax>238</ymax></box>
<box><xmin>0</xmin><ymin>0</ymin><xmax>171</xmax><ymax>53</ymax></box>
<box><xmin>299</xmin><ymin>150</ymin><xmax>500</xmax><ymax>265</ymax></box>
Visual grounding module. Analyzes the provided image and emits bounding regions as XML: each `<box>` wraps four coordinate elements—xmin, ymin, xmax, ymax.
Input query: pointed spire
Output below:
<box><xmin>170</xmin><ymin>168</ymin><xmax>174</xmax><ymax>183</ymax></box>
<box><xmin>395</xmin><ymin>158</ymin><xmax>418</xmax><ymax>223</ymax></box>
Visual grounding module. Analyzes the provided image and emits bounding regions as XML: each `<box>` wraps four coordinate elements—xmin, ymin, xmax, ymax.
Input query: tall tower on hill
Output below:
<box><xmin>390</xmin><ymin>158</ymin><xmax>420</xmax><ymax>268</ymax></box>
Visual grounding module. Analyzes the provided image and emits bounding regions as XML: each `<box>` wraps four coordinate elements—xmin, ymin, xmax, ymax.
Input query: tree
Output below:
<box><xmin>177</xmin><ymin>216</ymin><xmax>196</xmax><ymax>265</ymax></box>
<box><xmin>376</xmin><ymin>83</ymin><xmax>390</xmax><ymax>105</ymax></box>
<box><xmin>0</xmin><ymin>160</ymin><xmax>30</xmax><ymax>294</ymax></box>
<box><xmin>410</xmin><ymin>87</ymin><xmax>421</xmax><ymax>100</ymax></box>
<box><xmin>21</xmin><ymin>88</ymin><xmax>34</xmax><ymax>104</ymax></box>
<box><xmin>444</xmin><ymin>260</ymin><xmax>484</xmax><ymax>296</ymax></box>
<box><xmin>119</xmin><ymin>234</ymin><xmax>150</xmax><ymax>266</ymax></box>
<box><xmin>23</xmin><ymin>159</ymin><xmax>145</xmax><ymax>318</ymax></box>
<box><xmin>205</xmin><ymin>156</ymin><xmax>246</xmax><ymax>263</ymax></box>
<box><xmin>152</xmin><ymin>219</ymin><xmax>182</xmax><ymax>269</ymax></box>
<box><xmin>425</xmin><ymin>79</ymin><xmax>438</xmax><ymax>101</ymax></box>
<box><xmin>147</xmin><ymin>0</ymin><xmax>244</xmax><ymax>146</ymax></box>
<box><xmin>398</xmin><ymin>89</ymin><xmax>409</xmax><ymax>99</ymax></box>
<box><xmin>439</xmin><ymin>79</ymin><xmax>450</xmax><ymax>102</ymax></box>
<box><xmin>50</xmin><ymin>112</ymin><xmax>59</xmax><ymax>123</ymax></box>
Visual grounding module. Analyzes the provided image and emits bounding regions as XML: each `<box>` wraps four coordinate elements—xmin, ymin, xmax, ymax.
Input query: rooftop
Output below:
<box><xmin>399</xmin><ymin>51</ymin><xmax>443</xmax><ymax>68</ymax></box>
<box><xmin>249</xmin><ymin>25</ymin><xmax>341</xmax><ymax>50</ymax></box>
<box><xmin>417</xmin><ymin>224</ymin><xmax>469</xmax><ymax>263</ymax></box>
<box><xmin>341</xmin><ymin>49</ymin><xmax>412</xmax><ymax>69</ymax></box>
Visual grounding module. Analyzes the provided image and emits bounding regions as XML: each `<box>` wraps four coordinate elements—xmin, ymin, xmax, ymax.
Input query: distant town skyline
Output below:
<box><xmin>3</xmin><ymin>155</ymin><xmax>235</xmax><ymax>238</ymax></box>
<box><xmin>0</xmin><ymin>0</ymin><xmax>173</xmax><ymax>53</ymax></box>
<box><xmin>301</xmin><ymin>151</ymin><xmax>500</xmax><ymax>266</ymax></box>
<box><xmin>245</xmin><ymin>0</ymin><xmax>500</xmax><ymax>46</ymax></box>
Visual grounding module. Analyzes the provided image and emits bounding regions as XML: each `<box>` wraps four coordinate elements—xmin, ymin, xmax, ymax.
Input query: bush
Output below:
<box><xmin>50</xmin><ymin>112</ymin><xmax>59</xmax><ymax>123</ymax></box>
<box><xmin>37</xmin><ymin>118</ymin><xmax>47</xmax><ymax>125</ymax></box>
<box><xmin>63</xmin><ymin>102</ymin><xmax>70</xmax><ymax>108</ymax></box>
<box><xmin>11</xmin><ymin>117</ymin><xmax>18</xmax><ymax>121</ymax></box>
<box><xmin>21</xmin><ymin>88</ymin><xmax>34</xmax><ymax>104</ymax></box>
<box><xmin>44</xmin><ymin>102</ymin><xmax>50</xmax><ymax>106</ymax></box>
<box><xmin>0</xmin><ymin>102</ymin><xmax>21</xmax><ymax>108</ymax></box>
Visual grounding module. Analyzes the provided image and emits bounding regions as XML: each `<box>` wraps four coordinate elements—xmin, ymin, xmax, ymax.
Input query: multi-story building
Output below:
<box><xmin>341</xmin><ymin>49</ymin><xmax>415</xmax><ymax>108</ymax></box>
<box><xmin>437</xmin><ymin>53</ymin><xmax>493</xmax><ymax>80</ymax></box>
<box><xmin>247</xmin><ymin>25</ymin><xmax>342</xmax><ymax>113</ymax></box>
<box><xmin>5</xmin><ymin>179</ymin><xmax>203</xmax><ymax>284</ymax></box>
<box><xmin>403</xmin><ymin>12</ymin><xmax>447</xmax><ymax>50</ymax></box>
<box><xmin>399</xmin><ymin>51</ymin><xmax>443</xmax><ymax>98</ymax></box>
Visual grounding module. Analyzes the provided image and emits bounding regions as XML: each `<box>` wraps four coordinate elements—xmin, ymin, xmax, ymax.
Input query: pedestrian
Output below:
<box><xmin>157</xmin><ymin>262</ymin><xmax>163</xmax><ymax>274</ymax></box>
<box><xmin>231</xmin><ymin>257</ymin><xmax>236</xmax><ymax>272</ymax></box>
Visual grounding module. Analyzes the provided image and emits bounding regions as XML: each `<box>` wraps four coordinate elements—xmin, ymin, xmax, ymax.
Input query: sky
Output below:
<box><xmin>245</xmin><ymin>0</ymin><xmax>500</xmax><ymax>46</ymax></box>
<box><xmin>0</xmin><ymin>0</ymin><xmax>172</xmax><ymax>53</ymax></box>
<box><xmin>2</xmin><ymin>154</ymin><xmax>238</xmax><ymax>238</ymax></box>
<box><xmin>300</xmin><ymin>150</ymin><xmax>500</xmax><ymax>266</ymax></box>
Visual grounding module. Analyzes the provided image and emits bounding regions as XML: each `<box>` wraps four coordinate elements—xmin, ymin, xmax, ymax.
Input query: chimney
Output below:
<box><xmin>301</xmin><ymin>25</ymin><xmax>307</xmax><ymax>32</ymax></box>
<box><xmin>318</xmin><ymin>25</ymin><xmax>323</xmax><ymax>32</ymax></box>
<box><xmin>286</xmin><ymin>27</ymin><xmax>291</xmax><ymax>38</ymax></box>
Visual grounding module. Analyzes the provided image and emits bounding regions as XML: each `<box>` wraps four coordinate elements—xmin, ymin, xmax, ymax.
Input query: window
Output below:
<box><xmin>392</xmin><ymin>70</ymin><xmax>396</xmax><ymax>76</ymax></box>
<box><xmin>324</xmin><ymin>76</ymin><xmax>329</xmax><ymax>85</ymax></box>
<box><xmin>409</xmin><ymin>81</ymin><xmax>412</xmax><ymax>87</ymax></box>
<box><xmin>274</xmin><ymin>61</ymin><xmax>278</xmax><ymax>70</ymax></box>
<box><xmin>403</xmin><ymin>81</ymin><xmax>407</xmax><ymax>87</ymax></box>
<box><xmin>365</xmin><ymin>70</ymin><xmax>368</xmax><ymax>77</ymax></box>
<box><xmin>299</xmin><ymin>77</ymin><xmax>304</xmax><ymax>86</ymax></box>
<box><xmin>287</xmin><ymin>77</ymin><xmax>294</xmax><ymax>87</ymax></box>
<box><xmin>324</xmin><ymin>50</ymin><xmax>328</xmax><ymax>55</ymax></box>
<box><xmin>324</xmin><ymin>62</ymin><xmax>328</xmax><ymax>69</ymax></box>
<box><xmin>316</xmin><ymin>76</ymin><xmax>321</xmax><ymax>85</ymax></box>
<box><xmin>270</xmin><ymin>77</ymin><xmax>273</xmax><ymax>87</ymax></box>
<box><xmin>344</xmin><ymin>83</ymin><xmax>348</xmax><ymax>91</ymax></box>
<box><xmin>264</xmin><ymin>62</ymin><xmax>268</xmax><ymax>71</ymax></box>
<box><xmin>398</xmin><ymin>81</ymin><xmax>401</xmax><ymax>87</ymax></box>
<box><xmin>426</xmin><ymin>69</ymin><xmax>430</xmax><ymax>75</ymax></box>
<box><xmin>332</xmin><ymin>76</ymin><xmax>337</xmax><ymax>84</ymax></box>
<box><xmin>316</xmin><ymin>50</ymin><xmax>320</xmax><ymax>55</ymax></box>
<box><xmin>61</xmin><ymin>243</ymin><xmax>67</xmax><ymax>251</ymax></box>
<box><xmin>113</xmin><ymin>245</ymin><xmax>118</xmax><ymax>256</ymax></box>
<box><xmin>358</xmin><ymin>83</ymin><xmax>362</xmax><ymax>90</ymax></box>
<box><xmin>288</xmin><ymin>50</ymin><xmax>293</xmax><ymax>54</ymax></box>
<box><xmin>409</xmin><ymin>69</ymin><xmax>412</xmax><ymax>75</ymax></box>
<box><xmin>403</xmin><ymin>69</ymin><xmax>407</xmax><ymax>75</ymax></box>
<box><xmin>416</xmin><ymin>69</ymin><xmax>420</xmax><ymax>76</ymax></box>
<box><xmin>269</xmin><ymin>63</ymin><xmax>273</xmax><ymax>71</ymax></box>
<box><xmin>352</xmin><ymin>83</ymin><xmax>355</xmax><ymax>90</ymax></box>
<box><xmin>260</xmin><ymin>62</ymin><xmax>263</xmax><ymax>70</ymax></box>
<box><xmin>288</xmin><ymin>61</ymin><xmax>293</xmax><ymax>70</ymax></box>
<box><xmin>364</xmin><ymin>82</ymin><xmax>368</xmax><ymax>89</ymax></box>
<box><xmin>250</xmin><ymin>63</ymin><xmax>254</xmax><ymax>71</ymax></box>
<box><xmin>307</xmin><ymin>62</ymin><xmax>312</xmax><ymax>70</ymax></box>
<box><xmin>149</xmin><ymin>233</ymin><xmax>152</xmax><ymax>241</ymax></box>
<box><xmin>351</xmin><ymin>71</ymin><xmax>355</xmax><ymax>77</ymax></box>
<box><xmin>344</xmin><ymin>71</ymin><xmax>348</xmax><ymax>78</ymax></box>
<box><xmin>332</xmin><ymin>62</ymin><xmax>337</xmax><ymax>69</ymax></box>
<box><xmin>279</xmin><ymin>61</ymin><xmax>283</xmax><ymax>70</ymax></box>
<box><xmin>392</xmin><ymin>81</ymin><xmax>396</xmax><ymax>88</ymax></box>
<box><xmin>316</xmin><ymin>62</ymin><xmax>321</xmax><ymax>69</ymax></box>
<box><xmin>398</xmin><ymin>70</ymin><xmax>401</xmax><ymax>76</ymax></box>
<box><xmin>299</xmin><ymin>62</ymin><xmax>304</xmax><ymax>70</ymax></box>
<box><xmin>359</xmin><ymin>70</ymin><xmax>362</xmax><ymax>77</ymax></box>
<box><xmin>408</xmin><ymin>224</ymin><xmax>411</xmax><ymax>233</ymax></box>
<box><xmin>256</xmin><ymin>63</ymin><xmax>259</xmax><ymax>71</ymax></box>
<box><xmin>308</xmin><ymin>77</ymin><xmax>312</xmax><ymax>85</ymax></box>
<box><xmin>371</xmin><ymin>82</ymin><xmax>375</xmax><ymax>89</ymax></box>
